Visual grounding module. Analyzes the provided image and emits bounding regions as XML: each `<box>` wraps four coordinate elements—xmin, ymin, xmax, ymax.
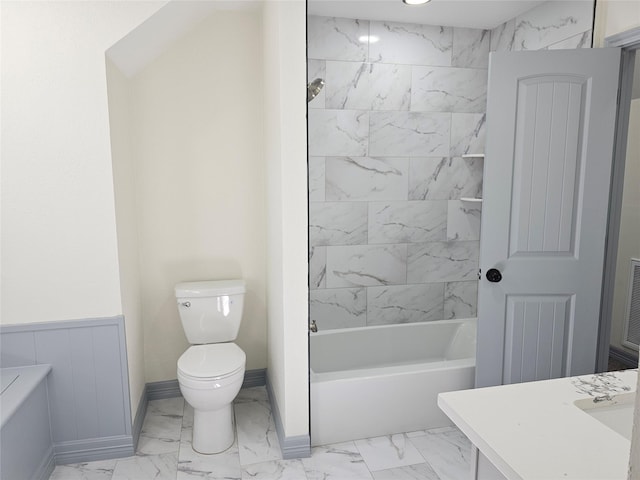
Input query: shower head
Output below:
<box><xmin>307</xmin><ymin>78</ymin><xmax>324</xmax><ymax>103</ymax></box>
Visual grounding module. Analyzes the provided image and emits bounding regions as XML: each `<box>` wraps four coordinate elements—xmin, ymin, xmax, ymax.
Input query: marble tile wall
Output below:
<box><xmin>307</xmin><ymin>15</ymin><xmax>487</xmax><ymax>330</ymax></box>
<box><xmin>490</xmin><ymin>0</ymin><xmax>594</xmax><ymax>52</ymax></box>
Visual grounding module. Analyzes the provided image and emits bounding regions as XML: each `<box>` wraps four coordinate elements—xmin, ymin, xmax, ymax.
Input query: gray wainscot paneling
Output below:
<box><xmin>0</xmin><ymin>316</ymin><xmax>133</xmax><ymax>464</ymax></box>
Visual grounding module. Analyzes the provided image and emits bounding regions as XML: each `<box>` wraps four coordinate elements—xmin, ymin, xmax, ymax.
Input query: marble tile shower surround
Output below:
<box><xmin>307</xmin><ymin>15</ymin><xmax>487</xmax><ymax>330</ymax></box>
<box><xmin>307</xmin><ymin>6</ymin><xmax>593</xmax><ymax>332</ymax></box>
<box><xmin>49</xmin><ymin>388</ymin><xmax>472</xmax><ymax>480</ymax></box>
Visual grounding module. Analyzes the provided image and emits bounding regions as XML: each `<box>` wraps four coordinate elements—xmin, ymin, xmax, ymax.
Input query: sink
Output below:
<box><xmin>574</xmin><ymin>392</ymin><xmax>635</xmax><ymax>441</ymax></box>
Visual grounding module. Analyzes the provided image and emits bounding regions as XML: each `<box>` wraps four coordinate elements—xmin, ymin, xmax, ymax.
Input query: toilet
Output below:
<box><xmin>175</xmin><ymin>279</ymin><xmax>247</xmax><ymax>454</ymax></box>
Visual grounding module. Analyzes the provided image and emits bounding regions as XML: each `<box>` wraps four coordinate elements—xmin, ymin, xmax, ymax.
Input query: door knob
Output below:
<box><xmin>486</xmin><ymin>268</ymin><xmax>502</xmax><ymax>283</ymax></box>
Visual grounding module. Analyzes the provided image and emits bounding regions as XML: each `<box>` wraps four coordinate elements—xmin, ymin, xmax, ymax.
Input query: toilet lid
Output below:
<box><xmin>178</xmin><ymin>344</ymin><xmax>246</xmax><ymax>379</ymax></box>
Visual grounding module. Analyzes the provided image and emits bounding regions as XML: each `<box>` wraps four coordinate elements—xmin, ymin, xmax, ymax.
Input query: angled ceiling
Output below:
<box><xmin>107</xmin><ymin>1</ymin><xmax>260</xmax><ymax>77</ymax></box>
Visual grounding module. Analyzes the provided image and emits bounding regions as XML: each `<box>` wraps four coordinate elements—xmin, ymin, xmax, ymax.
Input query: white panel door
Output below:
<box><xmin>476</xmin><ymin>48</ymin><xmax>621</xmax><ymax>388</ymax></box>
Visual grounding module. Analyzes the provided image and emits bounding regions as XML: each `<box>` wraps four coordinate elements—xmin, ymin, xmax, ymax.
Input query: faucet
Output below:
<box><xmin>309</xmin><ymin>320</ymin><xmax>318</xmax><ymax>333</ymax></box>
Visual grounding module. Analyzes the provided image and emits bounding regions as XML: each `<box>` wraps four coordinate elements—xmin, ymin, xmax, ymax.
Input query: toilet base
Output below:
<box><xmin>192</xmin><ymin>404</ymin><xmax>235</xmax><ymax>454</ymax></box>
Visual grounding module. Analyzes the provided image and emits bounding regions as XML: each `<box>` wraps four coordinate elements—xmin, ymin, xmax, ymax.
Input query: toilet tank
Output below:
<box><xmin>175</xmin><ymin>280</ymin><xmax>246</xmax><ymax>344</ymax></box>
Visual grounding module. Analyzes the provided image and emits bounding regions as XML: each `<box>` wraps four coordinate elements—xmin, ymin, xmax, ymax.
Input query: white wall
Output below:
<box><xmin>0</xmin><ymin>1</ymin><xmax>163</xmax><ymax>325</ymax></box>
<box><xmin>106</xmin><ymin>58</ymin><xmax>146</xmax><ymax>417</ymax></box>
<box><xmin>594</xmin><ymin>0</ymin><xmax>640</xmax><ymax>47</ymax></box>
<box><xmin>263</xmin><ymin>0</ymin><xmax>309</xmax><ymax>437</ymax></box>
<box><xmin>129</xmin><ymin>9</ymin><xmax>268</xmax><ymax>383</ymax></box>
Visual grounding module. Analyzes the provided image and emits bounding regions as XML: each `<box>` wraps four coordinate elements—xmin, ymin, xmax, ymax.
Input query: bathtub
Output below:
<box><xmin>310</xmin><ymin>318</ymin><xmax>476</xmax><ymax>446</ymax></box>
<box><xmin>1</xmin><ymin>364</ymin><xmax>54</xmax><ymax>480</ymax></box>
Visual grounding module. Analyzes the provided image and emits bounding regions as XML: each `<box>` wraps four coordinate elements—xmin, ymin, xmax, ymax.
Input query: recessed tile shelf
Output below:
<box><xmin>460</xmin><ymin>155</ymin><xmax>483</xmax><ymax>202</ymax></box>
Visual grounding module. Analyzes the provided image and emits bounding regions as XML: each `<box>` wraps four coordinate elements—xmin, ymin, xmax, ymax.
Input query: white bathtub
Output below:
<box><xmin>1</xmin><ymin>364</ymin><xmax>54</xmax><ymax>480</ymax></box>
<box><xmin>310</xmin><ymin>318</ymin><xmax>476</xmax><ymax>446</ymax></box>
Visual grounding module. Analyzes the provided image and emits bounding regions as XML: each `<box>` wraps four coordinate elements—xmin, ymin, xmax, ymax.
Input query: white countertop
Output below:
<box><xmin>438</xmin><ymin>370</ymin><xmax>638</xmax><ymax>480</ymax></box>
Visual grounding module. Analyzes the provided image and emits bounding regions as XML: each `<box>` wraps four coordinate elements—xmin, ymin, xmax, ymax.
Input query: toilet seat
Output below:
<box><xmin>178</xmin><ymin>343</ymin><xmax>246</xmax><ymax>381</ymax></box>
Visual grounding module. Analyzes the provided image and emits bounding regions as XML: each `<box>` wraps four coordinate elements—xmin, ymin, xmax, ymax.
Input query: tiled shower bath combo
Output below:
<box><xmin>306</xmin><ymin>2</ymin><xmax>595</xmax><ymax>446</ymax></box>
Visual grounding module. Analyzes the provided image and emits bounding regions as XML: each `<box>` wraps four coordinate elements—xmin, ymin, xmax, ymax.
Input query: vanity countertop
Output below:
<box><xmin>438</xmin><ymin>369</ymin><xmax>638</xmax><ymax>480</ymax></box>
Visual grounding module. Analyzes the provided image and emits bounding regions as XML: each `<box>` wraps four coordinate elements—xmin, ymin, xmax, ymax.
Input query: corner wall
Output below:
<box><xmin>263</xmin><ymin>0</ymin><xmax>310</xmax><ymax>441</ymax></box>
<box><xmin>106</xmin><ymin>58</ymin><xmax>146</xmax><ymax>417</ymax></box>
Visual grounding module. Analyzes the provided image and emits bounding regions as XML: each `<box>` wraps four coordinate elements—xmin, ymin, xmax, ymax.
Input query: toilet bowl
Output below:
<box><xmin>178</xmin><ymin>344</ymin><xmax>246</xmax><ymax>454</ymax></box>
<box><xmin>175</xmin><ymin>280</ymin><xmax>247</xmax><ymax>454</ymax></box>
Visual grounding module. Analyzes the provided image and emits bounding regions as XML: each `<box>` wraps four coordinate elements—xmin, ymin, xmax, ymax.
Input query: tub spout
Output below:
<box><xmin>309</xmin><ymin>320</ymin><xmax>318</xmax><ymax>333</ymax></box>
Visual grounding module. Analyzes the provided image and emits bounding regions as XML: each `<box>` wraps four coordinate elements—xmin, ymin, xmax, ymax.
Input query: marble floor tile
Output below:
<box><xmin>241</xmin><ymin>459</ymin><xmax>309</xmax><ymax>480</ymax></box>
<box><xmin>148</xmin><ymin>397</ymin><xmax>186</xmax><ymax>416</ymax></box>
<box><xmin>111</xmin><ymin>453</ymin><xmax>177</xmax><ymax>480</ymax></box>
<box><xmin>371</xmin><ymin>462</ymin><xmax>440</xmax><ymax>480</ymax></box>
<box><xmin>182</xmin><ymin>404</ymin><xmax>194</xmax><ymax>429</ymax></box>
<box><xmin>49</xmin><ymin>389</ymin><xmax>474</xmax><ymax>480</ymax></box>
<box><xmin>235</xmin><ymin>398</ymin><xmax>282</xmax><ymax>466</ymax></box>
<box><xmin>302</xmin><ymin>442</ymin><xmax>374</xmax><ymax>480</ymax></box>
<box><xmin>49</xmin><ymin>459</ymin><xmax>117</xmax><ymax>480</ymax></box>
<box><xmin>354</xmin><ymin>434</ymin><xmax>425</xmax><ymax>472</ymax></box>
<box><xmin>178</xmin><ymin>434</ymin><xmax>242</xmax><ymax>479</ymax></box>
<box><xmin>408</xmin><ymin>427</ymin><xmax>472</xmax><ymax>480</ymax></box>
<box><xmin>235</xmin><ymin>386</ymin><xmax>270</xmax><ymax>405</ymax></box>
<box><xmin>137</xmin><ymin>398</ymin><xmax>184</xmax><ymax>455</ymax></box>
